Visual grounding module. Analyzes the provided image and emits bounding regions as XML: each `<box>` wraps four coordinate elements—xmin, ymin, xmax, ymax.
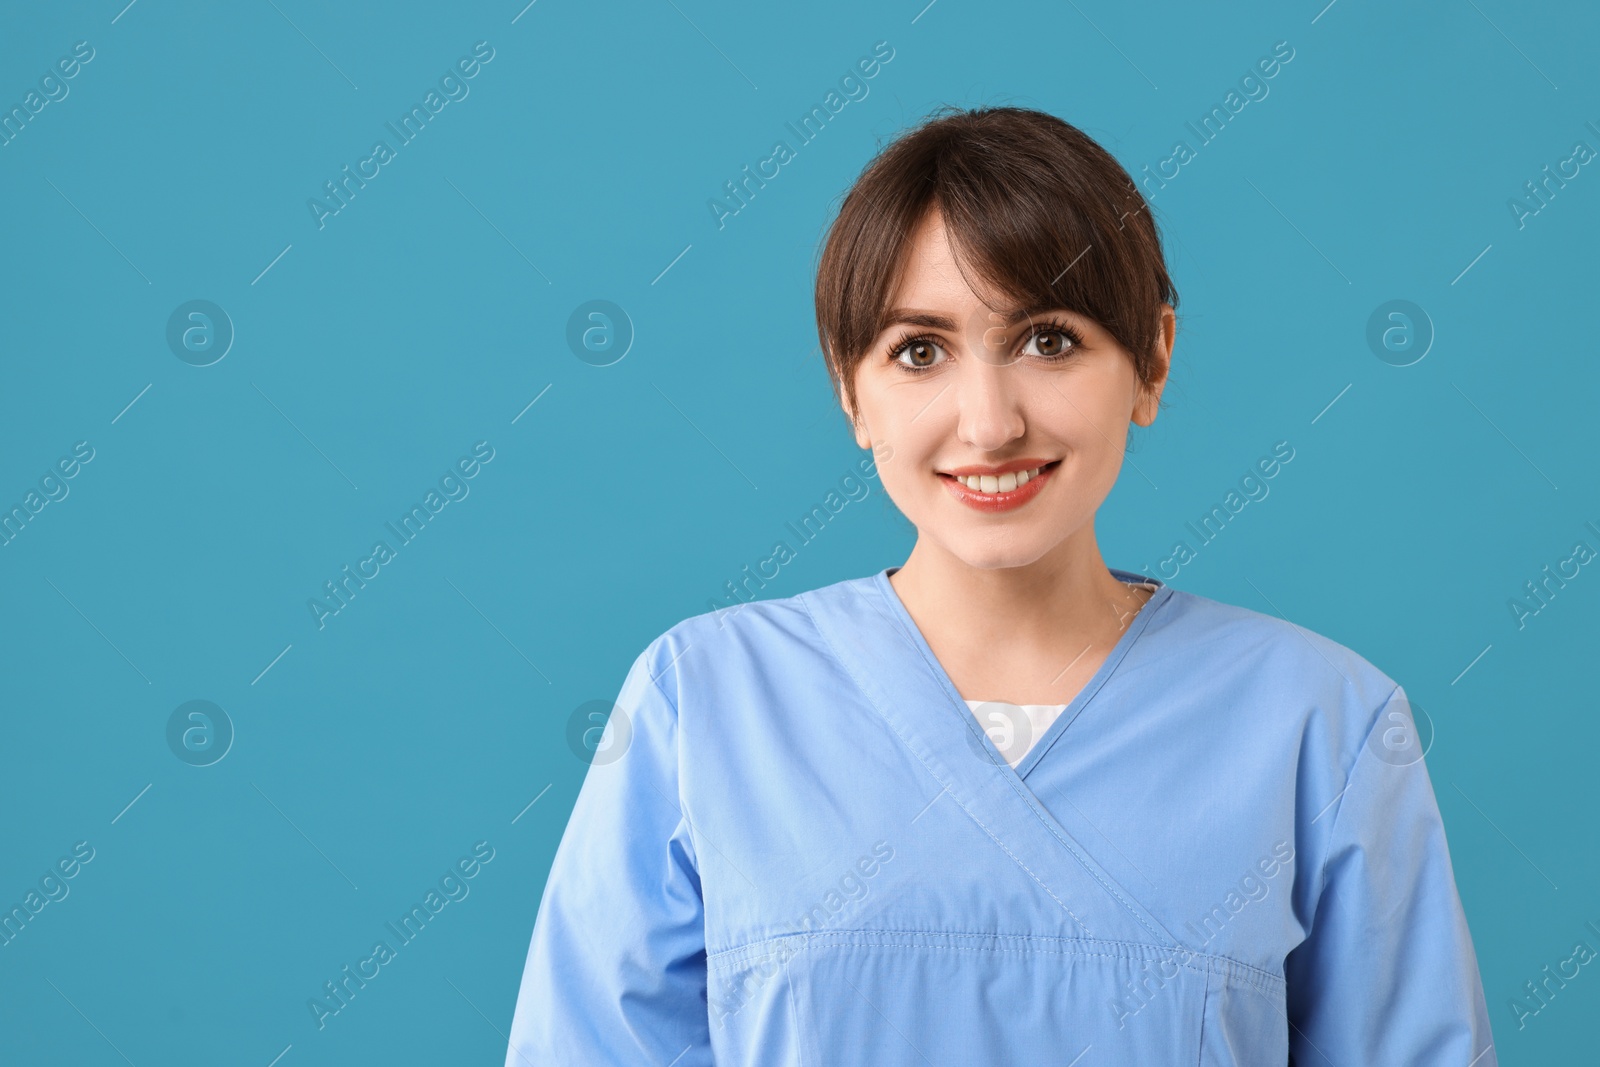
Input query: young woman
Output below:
<box><xmin>504</xmin><ymin>106</ymin><xmax>1495</xmax><ymax>1065</ymax></box>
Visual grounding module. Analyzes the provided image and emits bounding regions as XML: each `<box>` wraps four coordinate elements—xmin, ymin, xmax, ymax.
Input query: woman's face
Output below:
<box><xmin>844</xmin><ymin>208</ymin><xmax>1174</xmax><ymax>572</ymax></box>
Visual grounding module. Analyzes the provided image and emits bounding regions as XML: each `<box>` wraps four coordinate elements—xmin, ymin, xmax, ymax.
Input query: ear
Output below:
<box><xmin>1132</xmin><ymin>303</ymin><xmax>1175</xmax><ymax>427</ymax></box>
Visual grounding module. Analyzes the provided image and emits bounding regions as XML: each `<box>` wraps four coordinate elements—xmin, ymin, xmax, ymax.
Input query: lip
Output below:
<box><xmin>938</xmin><ymin>459</ymin><xmax>1060</xmax><ymax>513</ymax></box>
<box><xmin>938</xmin><ymin>457</ymin><xmax>1056</xmax><ymax>477</ymax></box>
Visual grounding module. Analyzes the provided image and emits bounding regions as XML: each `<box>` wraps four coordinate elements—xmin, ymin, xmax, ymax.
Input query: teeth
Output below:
<box><xmin>954</xmin><ymin>465</ymin><xmax>1044</xmax><ymax>493</ymax></box>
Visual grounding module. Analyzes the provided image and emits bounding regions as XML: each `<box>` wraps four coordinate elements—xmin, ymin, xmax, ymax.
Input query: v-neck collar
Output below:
<box><xmin>801</xmin><ymin>565</ymin><xmax>1185</xmax><ymax>947</ymax></box>
<box><xmin>871</xmin><ymin>565</ymin><xmax>1174</xmax><ymax>780</ymax></box>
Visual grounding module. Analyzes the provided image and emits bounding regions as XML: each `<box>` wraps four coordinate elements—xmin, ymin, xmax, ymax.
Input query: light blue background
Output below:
<box><xmin>1</xmin><ymin>1</ymin><xmax>1594</xmax><ymax>1063</ymax></box>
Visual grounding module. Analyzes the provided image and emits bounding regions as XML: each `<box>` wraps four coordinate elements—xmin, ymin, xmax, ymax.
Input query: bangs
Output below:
<box><xmin>814</xmin><ymin>106</ymin><xmax>1177</xmax><ymax>418</ymax></box>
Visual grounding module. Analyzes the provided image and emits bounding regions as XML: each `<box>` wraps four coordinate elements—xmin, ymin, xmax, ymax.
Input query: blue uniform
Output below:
<box><xmin>505</xmin><ymin>567</ymin><xmax>1495</xmax><ymax>1065</ymax></box>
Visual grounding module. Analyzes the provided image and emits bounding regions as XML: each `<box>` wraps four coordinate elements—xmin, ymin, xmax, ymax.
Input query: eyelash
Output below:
<box><xmin>886</xmin><ymin>318</ymin><xmax>1086</xmax><ymax>375</ymax></box>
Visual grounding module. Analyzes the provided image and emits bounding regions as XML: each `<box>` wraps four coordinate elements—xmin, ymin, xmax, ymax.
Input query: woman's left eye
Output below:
<box><xmin>1021</xmin><ymin>326</ymin><xmax>1081</xmax><ymax>359</ymax></box>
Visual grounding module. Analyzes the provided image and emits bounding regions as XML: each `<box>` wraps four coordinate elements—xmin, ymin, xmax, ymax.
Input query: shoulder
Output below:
<box><xmin>1142</xmin><ymin>586</ymin><xmax>1428</xmax><ymax>888</ymax></box>
<box><xmin>628</xmin><ymin>572</ymin><xmax>866</xmax><ymax>708</ymax></box>
<box><xmin>1144</xmin><ymin>584</ymin><xmax>1403</xmax><ymax>754</ymax></box>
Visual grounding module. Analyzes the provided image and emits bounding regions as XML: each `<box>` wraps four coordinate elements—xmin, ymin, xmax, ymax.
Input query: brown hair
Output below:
<box><xmin>814</xmin><ymin>105</ymin><xmax>1179</xmax><ymax>421</ymax></box>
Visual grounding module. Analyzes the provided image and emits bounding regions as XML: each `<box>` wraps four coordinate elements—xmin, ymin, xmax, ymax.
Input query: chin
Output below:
<box><xmin>943</xmin><ymin>535</ymin><xmax>1058</xmax><ymax>572</ymax></box>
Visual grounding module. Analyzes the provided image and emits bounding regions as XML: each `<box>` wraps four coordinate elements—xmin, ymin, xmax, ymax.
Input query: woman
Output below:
<box><xmin>504</xmin><ymin>106</ymin><xmax>1495</xmax><ymax>1065</ymax></box>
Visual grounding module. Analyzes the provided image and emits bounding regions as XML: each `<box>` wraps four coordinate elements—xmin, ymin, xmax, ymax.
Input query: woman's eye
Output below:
<box><xmin>1022</xmin><ymin>329</ymin><xmax>1077</xmax><ymax>358</ymax></box>
<box><xmin>894</xmin><ymin>339</ymin><xmax>947</xmax><ymax>370</ymax></box>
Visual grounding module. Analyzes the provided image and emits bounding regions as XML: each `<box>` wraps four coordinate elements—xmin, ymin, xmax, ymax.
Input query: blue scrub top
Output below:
<box><xmin>504</xmin><ymin>566</ymin><xmax>1496</xmax><ymax>1065</ymax></box>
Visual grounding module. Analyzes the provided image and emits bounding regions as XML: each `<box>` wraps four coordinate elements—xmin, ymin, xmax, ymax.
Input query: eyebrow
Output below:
<box><xmin>881</xmin><ymin>305</ymin><xmax>1068</xmax><ymax>332</ymax></box>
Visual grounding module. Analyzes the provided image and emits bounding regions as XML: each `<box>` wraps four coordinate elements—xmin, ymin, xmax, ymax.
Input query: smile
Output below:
<box><xmin>937</xmin><ymin>460</ymin><xmax>1061</xmax><ymax>513</ymax></box>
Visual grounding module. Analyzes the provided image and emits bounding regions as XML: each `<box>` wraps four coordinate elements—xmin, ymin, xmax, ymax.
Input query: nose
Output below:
<box><xmin>954</xmin><ymin>355</ymin><xmax>1026</xmax><ymax>453</ymax></box>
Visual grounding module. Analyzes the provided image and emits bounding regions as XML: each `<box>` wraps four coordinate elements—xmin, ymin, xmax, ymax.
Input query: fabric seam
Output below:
<box><xmin>641</xmin><ymin>637</ymin><xmax>704</xmax><ymax>884</ymax></box>
<box><xmin>707</xmin><ymin>928</ymin><xmax>1285</xmax><ymax>994</ymax></box>
<box><xmin>867</xmin><ymin>575</ymin><xmax>1184</xmax><ymax>949</ymax></box>
<box><xmin>1308</xmin><ymin>683</ymin><xmax>1403</xmax><ymax>912</ymax></box>
<box><xmin>800</xmin><ymin>590</ymin><xmax>1097</xmax><ymax>937</ymax></box>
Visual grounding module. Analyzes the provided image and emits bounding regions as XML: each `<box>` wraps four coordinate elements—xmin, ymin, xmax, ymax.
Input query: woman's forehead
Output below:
<box><xmin>884</xmin><ymin>234</ymin><xmax>1017</xmax><ymax>319</ymax></box>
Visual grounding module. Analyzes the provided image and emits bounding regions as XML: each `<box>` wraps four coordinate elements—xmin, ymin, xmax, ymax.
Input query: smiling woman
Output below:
<box><xmin>504</xmin><ymin>106</ymin><xmax>1496</xmax><ymax>1066</ymax></box>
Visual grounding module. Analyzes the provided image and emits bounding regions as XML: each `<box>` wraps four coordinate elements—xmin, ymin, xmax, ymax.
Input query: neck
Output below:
<box><xmin>888</xmin><ymin>525</ymin><xmax>1151</xmax><ymax>703</ymax></box>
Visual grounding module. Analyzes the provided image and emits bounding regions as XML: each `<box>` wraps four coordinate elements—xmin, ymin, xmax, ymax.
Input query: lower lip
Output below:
<box><xmin>938</xmin><ymin>461</ymin><xmax>1059</xmax><ymax>513</ymax></box>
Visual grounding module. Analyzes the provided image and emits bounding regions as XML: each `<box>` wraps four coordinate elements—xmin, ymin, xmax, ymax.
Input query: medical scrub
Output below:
<box><xmin>505</xmin><ymin>567</ymin><xmax>1496</xmax><ymax>1065</ymax></box>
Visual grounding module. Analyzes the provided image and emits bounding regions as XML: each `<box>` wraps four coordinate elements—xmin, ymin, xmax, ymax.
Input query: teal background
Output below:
<box><xmin>1</xmin><ymin>0</ymin><xmax>1594</xmax><ymax>1062</ymax></box>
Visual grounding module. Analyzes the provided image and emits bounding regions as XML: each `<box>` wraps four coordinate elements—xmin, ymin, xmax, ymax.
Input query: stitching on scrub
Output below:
<box><xmin>1307</xmin><ymin>683</ymin><xmax>1402</xmax><ymax>915</ymax></box>
<box><xmin>1195</xmin><ymin>970</ymin><xmax>1210</xmax><ymax>1066</ymax></box>
<box><xmin>980</xmin><ymin>590</ymin><xmax>1185</xmax><ymax>950</ymax></box>
<box><xmin>1015</xmin><ymin>582</ymin><xmax>1174</xmax><ymax>775</ymax></box>
<box><xmin>798</xmin><ymin>586</ymin><xmax>1285</xmax><ymax>996</ymax></box>
<box><xmin>843</xmin><ymin>589</ymin><xmax>1100</xmax><ymax>937</ymax></box>
<box><xmin>643</xmin><ymin>635</ymin><xmax>683</xmax><ymax>713</ymax></box>
<box><xmin>639</xmin><ymin>637</ymin><xmax>712</xmax><ymax>889</ymax></box>
<box><xmin>717</xmin><ymin>934</ymin><xmax>1283</xmax><ymax>998</ymax></box>
<box><xmin>799</xmin><ymin>590</ymin><xmax>1096</xmax><ymax>938</ymax></box>
<box><xmin>719</xmin><ymin>939</ymin><xmax>1215</xmax><ymax>977</ymax></box>
<box><xmin>709</xmin><ymin>928</ymin><xmax>1286</xmax><ymax>994</ymax></box>
<box><xmin>867</xmin><ymin>575</ymin><xmax>1184</xmax><ymax>951</ymax></box>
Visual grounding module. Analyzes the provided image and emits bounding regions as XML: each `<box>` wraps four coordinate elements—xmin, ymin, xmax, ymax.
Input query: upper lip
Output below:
<box><xmin>938</xmin><ymin>458</ymin><xmax>1057</xmax><ymax>477</ymax></box>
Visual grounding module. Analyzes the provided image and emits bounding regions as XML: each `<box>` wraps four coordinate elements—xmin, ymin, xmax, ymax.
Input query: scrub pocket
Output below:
<box><xmin>1198</xmin><ymin>965</ymin><xmax>1291</xmax><ymax>1067</ymax></box>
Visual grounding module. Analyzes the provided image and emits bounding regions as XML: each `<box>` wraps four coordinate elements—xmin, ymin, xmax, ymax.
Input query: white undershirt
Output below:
<box><xmin>964</xmin><ymin>700</ymin><xmax>1069</xmax><ymax>768</ymax></box>
<box><xmin>963</xmin><ymin>581</ymin><xmax>1159</xmax><ymax>769</ymax></box>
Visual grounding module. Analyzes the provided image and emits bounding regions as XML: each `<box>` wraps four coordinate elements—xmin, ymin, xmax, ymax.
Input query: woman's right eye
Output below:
<box><xmin>892</xmin><ymin>337</ymin><xmax>948</xmax><ymax>373</ymax></box>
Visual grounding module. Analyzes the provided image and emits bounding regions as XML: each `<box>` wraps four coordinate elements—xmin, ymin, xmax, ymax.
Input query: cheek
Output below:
<box><xmin>860</xmin><ymin>393</ymin><xmax>932</xmax><ymax>469</ymax></box>
<box><xmin>866</xmin><ymin>419</ymin><xmax>945</xmax><ymax>513</ymax></box>
<box><xmin>1048</xmin><ymin>367</ymin><xmax>1136</xmax><ymax>449</ymax></box>
<box><xmin>1039</xmin><ymin>393</ymin><xmax>1134</xmax><ymax>497</ymax></box>
<box><xmin>874</xmin><ymin>432</ymin><xmax>932</xmax><ymax>499</ymax></box>
<box><xmin>1070</xmin><ymin>426</ymin><xmax>1133</xmax><ymax>495</ymax></box>
<box><xmin>1070</xmin><ymin>410</ymin><xmax>1132</xmax><ymax>460</ymax></box>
